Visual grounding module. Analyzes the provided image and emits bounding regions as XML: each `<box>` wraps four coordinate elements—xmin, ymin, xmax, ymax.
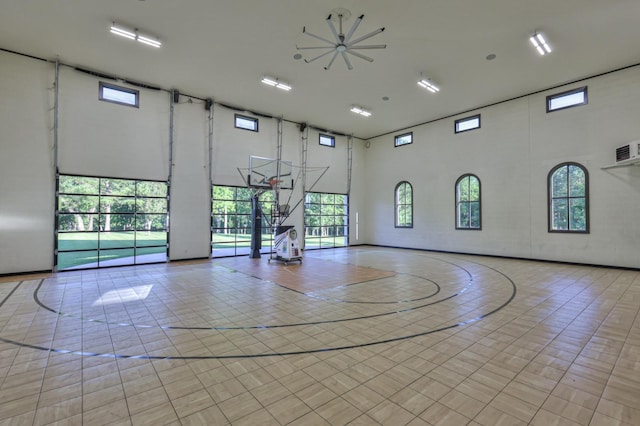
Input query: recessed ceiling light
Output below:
<box><xmin>382</xmin><ymin>96</ymin><xmax>390</xmax><ymax>101</ymax></box>
<box><xmin>486</xmin><ymin>53</ymin><xmax>496</xmax><ymax>60</ymax></box>
<box><xmin>293</xmin><ymin>53</ymin><xmax>303</xmax><ymax>60</ymax></box>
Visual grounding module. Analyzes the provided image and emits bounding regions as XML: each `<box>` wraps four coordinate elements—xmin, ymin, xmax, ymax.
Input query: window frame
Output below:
<box><xmin>546</xmin><ymin>86</ymin><xmax>588</xmax><ymax>113</ymax></box>
<box><xmin>99</xmin><ymin>82</ymin><xmax>139</xmax><ymax>108</ymax></box>
<box><xmin>234</xmin><ymin>114</ymin><xmax>259</xmax><ymax>132</ymax></box>
<box><xmin>303</xmin><ymin>192</ymin><xmax>349</xmax><ymax>250</ymax></box>
<box><xmin>211</xmin><ymin>185</ymin><xmax>274</xmax><ymax>257</ymax></box>
<box><xmin>547</xmin><ymin>162</ymin><xmax>590</xmax><ymax>233</ymax></box>
<box><xmin>455</xmin><ymin>174</ymin><xmax>482</xmax><ymax>230</ymax></box>
<box><xmin>55</xmin><ymin>174</ymin><xmax>169</xmax><ymax>270</ymax></box>
<box><xmin>394</xmin><ymin>132</ymin><xmax>413</xmax><ymax>147</ymax></box>
<box><xmin>455</xmin><ymin>114</ymin><xmax>481</xmax><ymax>133</ymax></box>
<box><xmin>394</xmin><ymin>181</ymin><xmax>413</xmax><ymax>228</ymax></box>
<box><xmin>319</xmin><ymin>134</ymin><xmax>335</xmax><ymax>148</ymax></box>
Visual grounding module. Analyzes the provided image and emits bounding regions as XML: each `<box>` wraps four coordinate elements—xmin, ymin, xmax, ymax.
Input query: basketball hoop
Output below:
<box><xmin>269</xmin><ymin>179</ymin><xmax>283</xmax><ymax>188</ymax></box>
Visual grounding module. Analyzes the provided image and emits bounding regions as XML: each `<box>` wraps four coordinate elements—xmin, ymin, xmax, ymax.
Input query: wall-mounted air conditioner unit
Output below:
<box><xmin>615</xmin><ymin>141</ymin><xmax>640</xmax><ymax>165</ymax></box>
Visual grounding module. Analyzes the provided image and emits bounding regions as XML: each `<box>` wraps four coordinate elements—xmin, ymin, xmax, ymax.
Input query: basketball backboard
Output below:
<box><xmin>248</xmin><ymin>156</ymin><xmax>293</xmax><ymax>189</ymax></box>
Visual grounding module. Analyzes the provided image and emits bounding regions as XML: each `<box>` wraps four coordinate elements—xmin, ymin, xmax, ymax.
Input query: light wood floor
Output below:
<box><xmin>0</xmin><ymin>246</ymin><xmax>638</xmax><ymax>425</ymax></box>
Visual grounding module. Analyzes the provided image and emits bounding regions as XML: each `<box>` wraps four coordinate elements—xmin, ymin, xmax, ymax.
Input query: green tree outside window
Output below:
<box><xmin>456</xmin><ymin>175</ymin><xmax>481</xmax><ymax>229</ymax></box>
<box><xmin>395</xmin><ymin>182</ymin><xmax>413</xmax><ymax>228</ymax></box>
<box><xmin>549</xmin><ymin>163</ymin><xmax>589</xmax><ymax>232</ymax></box>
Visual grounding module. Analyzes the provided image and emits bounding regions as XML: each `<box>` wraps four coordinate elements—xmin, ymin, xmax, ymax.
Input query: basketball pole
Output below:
<box><xmin>249</xmin><ymin>193</ymin><xmax>262</xmax><ymax>258</ymax></box>
<box><xmin>238</xmin><ymin>152</ymin><xmax>328</xmax><ymax>261</ymax></box>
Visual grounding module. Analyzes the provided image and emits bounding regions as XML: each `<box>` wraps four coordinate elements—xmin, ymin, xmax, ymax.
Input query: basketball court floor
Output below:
<box><xmin>0</xmin><ymin>246</ymin><xmax>638</xmax><ymax>425</ymax></box>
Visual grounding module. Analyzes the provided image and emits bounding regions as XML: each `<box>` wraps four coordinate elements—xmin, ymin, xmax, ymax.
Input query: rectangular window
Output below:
<box><xmin>234</xmin><ymin>114</ymin><xmax>259</xmax><ymax>132</ymax></box>
<box><xmin>394</xmin><ymin>132</ymin><xmax>413</xmax><ymax>147</ymax></box>
<box><xmin>319</xmin><ymin>134</ymin><xmax>335</xmax><ymax>147</ymax></box>
<box><xmin>99</xmin><ymin>82</ymin><xmax>139</xmax><ymax>107</ymax></box>
<box><xmin>455</xmin><ymin>115</ymin><xmax>481</xmax><ymax>133</ymax></box>
<box><xmin>547</xmin><ymin>87</ymin><xmax>588</xmax><ymax>112</ymax></box>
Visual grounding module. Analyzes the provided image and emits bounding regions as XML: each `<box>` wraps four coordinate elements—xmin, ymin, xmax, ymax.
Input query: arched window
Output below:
<box><xmin>395</xmin><ymin>181</ymin><xmax>413</xmax><ymax>228</ymax></box>
<box><xmin>548</xmin><ymin>162</ymin><xmax>589</xmax><ymax>232</ymax></box>
<box><xmin>456</xmin><ymin>174</ymin><xmax>481</xmax><ymax>229</ymax></box>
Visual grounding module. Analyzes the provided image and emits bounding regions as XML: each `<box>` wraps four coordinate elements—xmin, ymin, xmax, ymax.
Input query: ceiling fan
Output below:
<box><xmin>296</xmin><ymin>8</ymin><xmax>386</xmax><ymax>71</ymax></box>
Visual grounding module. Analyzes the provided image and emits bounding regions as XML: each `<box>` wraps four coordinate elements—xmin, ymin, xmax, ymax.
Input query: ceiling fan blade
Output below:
<box><xmin>304</xmin><ymin>49</ymin><xmax>335</xmax><ymax>63</ymax></box>
<box><xmin>324</xmin><ymin>51</ymin><xmax>339</xmax><ymax>70</ymax></box>
<box><xmin>348</xmin><ymin>44</ymin><xmax>387</xmax><ymax>50</ymax></box>
<box><xmin>297</xmin><ymin>45</ymin><xmax>338</xmax><ymax>50</ymax></box>
<box><xmin>348</xmin><ymin>27</ymin><xmax>385</xmax><ymax>46</ymax></box>
<box><xmin>345</xmin><ymin>50</ymin><xmax>374</xmax><ymax>62</ymax></box>
<box><xmin>302</xmin><ymin>27</ymin><xmax>336</xmax><ymax>46</ymax></box>
<box><xmin>326</xmin><ymin>14</ymin><xmax>341</xmax><ymax>43</ymax></box>
<box><xmin>341</xmin><ymin>52</ymin><xmax>353</xmax><ymax>70</ymax></box>
<box><xmin>344</xmin><ymin>14</ymin><xmax>363</xmax><ymax>43</ymax></box>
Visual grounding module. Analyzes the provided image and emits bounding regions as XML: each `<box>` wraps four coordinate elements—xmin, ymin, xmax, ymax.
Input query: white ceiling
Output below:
<box><xmin>1</xmin><ymin>0</ymin><xmax>639</xmax><ymax>139</ymax></box>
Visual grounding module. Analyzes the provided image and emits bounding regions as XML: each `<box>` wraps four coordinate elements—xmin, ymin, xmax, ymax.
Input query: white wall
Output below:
<box><xmin>169</xmin><ymin>99</ymin><xmax>211</xmax><ymax>260</ymax></box>
<box><xmin>58</xmin><ymin>68</ymin><xmax>170</xmax><ymax>180</ymax></box>
<box><xmin>211</xmin><ymin>107</ymin><xmax>278</xmax><ymax>186</ymax></box>
<box><xmin>209</xmin><ymin>109</ymin><xmax>354</xmax><ymax>250</ymax></box>
<box><xmin>0</xmin><ymin>49</ymin><xmax>361</xmax><ymax>274</ymax></box>
<box><xmin>349</xmin><ymin>138</ymin><xmax>368</xmax><ymax>246</ymax></box>
<box><xmin>0</xmin><ymin>52</ymin><xmax>54</xmax><ymax>274</ymax></box>
<box><xmin>304</xmin><ymin>129</ymin><xmax>349</xmax><ymax>194</ymax></box>
<box><xmin>2</xmin><ymin>47</ymin><xmax>639</xmax><ymax>273</ymax></box>
<box><xmin>364</xmin><ymin>67</ymin><xmax>640</xmax><ymax>268</ymax></box>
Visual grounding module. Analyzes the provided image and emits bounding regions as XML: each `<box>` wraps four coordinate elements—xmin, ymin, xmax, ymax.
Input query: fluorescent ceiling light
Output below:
<box><xmin>110</xmin><ymin>24</ymin><xmax>136</xmax><ymax>40</ymax></box>
<box><xmin>137</xmin><ymin>34</ymin><xmax>162</xmax><ymax>48</ymax></box>
<box><xmin>530</xmin><ymin>32</ymin><xmax>551</xmax><ymax>55</ymax></box>
<box><xmin>350</xmin><ymin>105</ymin><xmax>371</xmax><ymax>117</ymax></box>
<box><xmin>418</xmin><ymin>78</ymin><xmax>440</xmax><ymax>93</ymax></box>
<box><xmin>110</xmin><ymin>22</ymin><xmax>162</xmax><ymax>48</ymax></box>
<box><xmin>261</xmin><ymin>77</ymin><xmax>278</xmax><ymax>86</ymax></box>
<box><xmin>261</xmin><ymin>76</ymin><xmax>292</xmax><ymax>91</ymax></box>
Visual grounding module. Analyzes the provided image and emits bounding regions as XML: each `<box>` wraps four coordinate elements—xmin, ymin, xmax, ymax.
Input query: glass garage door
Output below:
<box><xmin>211</xmin><ymin>185</ymin><xmax>274</xmax><ymax>257</ymax></box>
<box><xmin>56</xmin><ymin>175</ymin><xmax>168</xmax><ymax>270</ymax></box>
<box><xmin>304</xmin><ymin>192</ymin><xmax>348</xmax><ymax>249</ymax></box>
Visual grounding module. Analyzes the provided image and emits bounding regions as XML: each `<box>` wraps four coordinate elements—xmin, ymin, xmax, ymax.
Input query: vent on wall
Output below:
<box><xmin>615</xmin><ymin>141</ymin><xmax>640</xmax><ymax>165</ymax></box>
